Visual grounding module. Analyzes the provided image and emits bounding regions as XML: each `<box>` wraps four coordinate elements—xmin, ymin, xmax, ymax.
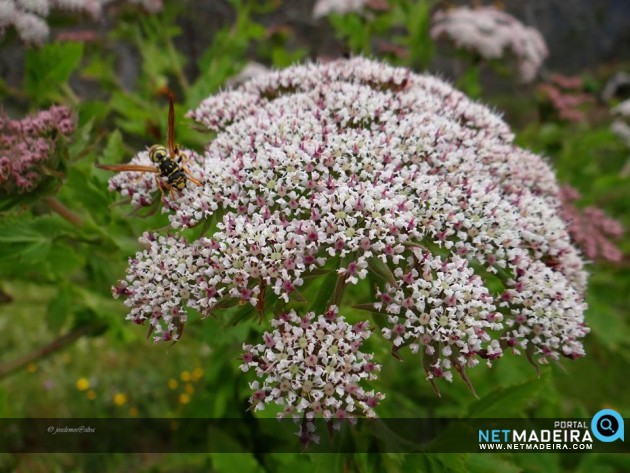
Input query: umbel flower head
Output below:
<box><xmin>0</xmin><ymin>105</ymin><xmax>74</xmax><ymax>195</ymax></box>
<box><xmin>431</xmin><ymin>6</ymin><xmax>548</xmax><ymax>83</ymax></box>
<box><xmin>108</xmin><ymin>58</ymin><xmax>589</xmax><ymax>426</ymax></box>
<box><xmin>242</xmin><ymin>307</ymin><xmax>383</xmax><ymax>447</ymax></box>
<box><xmin>242</xmin><ymin>307</ymin><xmax>382</xmax><ymax>428</ymax></box>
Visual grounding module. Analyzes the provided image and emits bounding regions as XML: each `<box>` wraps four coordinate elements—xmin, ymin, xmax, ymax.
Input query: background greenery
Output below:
<box><xmin>0</xmin><ymin>1</ymin><xmax>628</xmax><ymax>471</ymax></box>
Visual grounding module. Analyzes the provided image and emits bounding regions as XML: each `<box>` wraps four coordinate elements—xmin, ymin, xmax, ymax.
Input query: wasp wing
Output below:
<box><xmin>168</xmin><ymin>95</ymin><xmax>176</xmax><ymax>159</ymax></box>
<box><xmin>96</xmin><ymin>164</ymin><xmax>160</xmax><ymax>173</ymax></box>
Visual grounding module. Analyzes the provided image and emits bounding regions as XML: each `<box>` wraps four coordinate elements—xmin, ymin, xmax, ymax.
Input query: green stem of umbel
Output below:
<box><xmin>43</xmin><ymin>196</ymin><xmax>83</xmax><ymax>228</ymax></box>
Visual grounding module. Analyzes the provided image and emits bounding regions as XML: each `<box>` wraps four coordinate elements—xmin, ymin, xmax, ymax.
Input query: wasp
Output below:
<box><xmin>97</xmin><ymin>95</ymin><xmax>202</xmax><ymax>197</ymax></box>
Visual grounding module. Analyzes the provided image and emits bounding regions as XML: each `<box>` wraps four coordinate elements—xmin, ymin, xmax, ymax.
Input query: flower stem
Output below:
<box><xmin>0</xmin><ymin>322</ymin><xmax>106</xmax><ymax>380</ymax></box>
<box><xmin>43</xmin><ymin>196</ymin><xmax>83</xmax><ymax>228</ymax></box>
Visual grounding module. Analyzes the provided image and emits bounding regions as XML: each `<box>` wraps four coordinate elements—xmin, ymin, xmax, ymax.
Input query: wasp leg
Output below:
<box><xmin>173</xmin><ymin>146</ymin><xmax>184</xmax><ymax>163</ymax></box>
<box><xmin>173</xmin><ymin>149</ymin><xmax>202</xmax><ymax>187</ymax></box>
<box><xmin>183</xmin><ymin>166</ymin><xmax>203</xmax><ymax>187</ymax></box>
<box><xmin>175</xmin><ymin>149</ymin><xmax>198</xmax><ymax>168</ymax></box>
<box><xmin>154</xmin><ymin>175</ymin><xmax>167</xmax><ymax>201</ymax></box>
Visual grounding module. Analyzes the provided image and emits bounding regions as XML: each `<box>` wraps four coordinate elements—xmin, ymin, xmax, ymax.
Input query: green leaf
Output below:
<box><xmin>76</xmin><ymin>102</ymin><xmax>108</xmax><ymax>129</ymax></box>
<box><xmin>514</xmin><ymin>453</ymin><xmax>560</xmax><ymax>473</ymax></box>
<box><xmin>464</xmin><ymin>454</ymin><xmax>521</xmax><ymax>473</ymax></box>
<box><xmin>64</xmin><ymin>167</ymin><xmax>112</xmax><ymax>219</ymax></box>
<box><xmin>46</xmin><ymin>283</ymin><xmax>73</xmax><ymax>331</ymax></box>
<box><xmin>0</xmin><ymin>387</ymin><xmax>7</xmax><ymax>417</ymax></box>
<box><xmin>587</xmin><ymin>297</ymin><xmax>629</xmax><ymax>352</ymax></box>
<box><xmin>466</xmin><ymin>374</ymin><xmax>548</xmax><ymax>418</ymax></box>
<box><xmin>425</xmin><ymin>453</ymin><xmax>468</xmax><ymax>473</ymax></box>
<box><xmin>455</xmin><ymin>64</ymin><xmax>482</xmax><ymax>99</ymax></box>
<box><xmin>402</xmin><ymin>0</ymin><xmax>436</xmax><ymax>69</ymax></box>
<box><xmin>46</xmin><ymin>242</ymin><xmax>86</xmax><ymax>277</ymax></box>
<box><xmin>210</xmin><ymin>451</ymin><xmax>263</xmax><ymax>472</ymax></box>
<box><xmin>0</xmin><ymin>224</ymin><xmax>51</xmax><ymax>264</ymax></box>
<box><xmin>103</xmin><ymin>130</ymin><xmax>125</xmax><ymax>164</ymax></box>
<box><xmin>25</xmin><ymin>43</ymin><xmax>84</xmax><ymax>103</ymax></box>
<box><xmin>309</xmin><ymin>270</ymin><xmax>339</xmax><ymax>315</ymax></box>
<box><xmin>0</xmin><ymin>216</ymin><xmax>77</xmax><ymax>277</ymax></box>
<box><xmin>367</xmin><ymin>256</ymin><xmax>397</xmax><ymax>286</ymax></box>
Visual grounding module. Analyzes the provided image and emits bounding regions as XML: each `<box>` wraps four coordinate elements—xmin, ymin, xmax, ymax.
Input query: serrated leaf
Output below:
<box><xmin>0</xmin><ymin>225</ymin><xmax>47</xmax><ymax>245</ymax></box>
<box><xmin>64</xmin><ymin>167</ymin><xmax>112</xmax><ymax>217</ymax></box>
<box><xmin>25</xmin><ymin>43</ymin><xmax>84</xmax><ymax>102</ymax></box>
<box><xmin>466</xmin><ymin>374</ymin><xmax>548</xmax><ymax>418</ymax></box>
<box><xmin>0</xmin><ymin>216</ymin><xmax>84</xmax><ymax>280</ymax></box>
<box><xmin>102</xmin><ymin>130</ymin><xmax>125</xmax><ymax>165</ymax></box>
<box><xmin>0</xmin><ymin>226</ymin><xmax>51</xmax><ymax>265</ymax></box>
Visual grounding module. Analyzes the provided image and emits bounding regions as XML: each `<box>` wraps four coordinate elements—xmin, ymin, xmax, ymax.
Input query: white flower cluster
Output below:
<box><xmin>612</xmin><ymin>99</ymin><xmax>630</xmax><ymax>118</ymax></box>
<box><xmin>241</xmin><ymin>307</ymin><xmax>383</xmax><ymax>425</ymax></box>
<box><xmin>113</xmin><ymin>232</ymin><xmax>193</xmax><ymax>342</ymax></box>
<box><xmin>0</xmin><ymin>0</ymin><xmax>161</xmax><ymax>44</ymax></box>
<box><xmin>431</xmin><ymin>6</ymin><xmax>548</xmax><ymax>83</ymax></box>
<box><xmin>312</xmin><ymin>0</ymin><xmax>370</xmax><ymax>19</ymax></box>
<box><xmin>378</xmin><ymin>252</ymin><xmax>502</xmax><ymax>382</ymax></box>
<box><xmin>109</xmin><ymin>58</ymin><xmax>589</xmax><ymax>412</ymax></box>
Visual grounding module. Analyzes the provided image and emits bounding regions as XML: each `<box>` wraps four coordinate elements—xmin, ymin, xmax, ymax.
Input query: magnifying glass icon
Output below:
<box><xmin>600</xmin><ymin>418</ymin><xmax>614</xmax><ymax>432</ymax></box>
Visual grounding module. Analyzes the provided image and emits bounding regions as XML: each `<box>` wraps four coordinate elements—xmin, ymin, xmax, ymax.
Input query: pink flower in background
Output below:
<box><xmin>0</xmin><ymin>106</ymin><xmax>74</xmax><ymax>194</ymax></box>
<box><xmin>559</xmin><ymin>185</ymin><xmax>624</xmax><ymax>263</ymax></box>
<box><xmin>0</xmin><ymin>0</ymin><xmax>162</xmax><ymax>44</ymax></box>
<box><xmin>108</xmin><ymin>58</ymin><xmax>589</xmax><ymax>422</ymax></box>
<box><xmin>549</xmin><ymin>73</ymin><xmax>583</xmax><ymax>91</ymax></box>
<box><xmin>431</xmin><ymin>6</ymin><xmax>548</xmax><ymax>83</ymax></box>
<box><xmin>538</xmin><ymin>74</ymin><xmax>595</xmax><ymax>123</ymax></box>
<box><xmin>55</xmin><ymin>29</ymin><xmax>97</xmax><ymax>42</ymax></box>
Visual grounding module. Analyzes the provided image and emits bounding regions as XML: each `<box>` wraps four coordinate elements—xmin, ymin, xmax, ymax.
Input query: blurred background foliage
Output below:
<box><xmin>0</xmin><ymin>0</ymin><xmax>628</xmax><ymax>471</ymax></box>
